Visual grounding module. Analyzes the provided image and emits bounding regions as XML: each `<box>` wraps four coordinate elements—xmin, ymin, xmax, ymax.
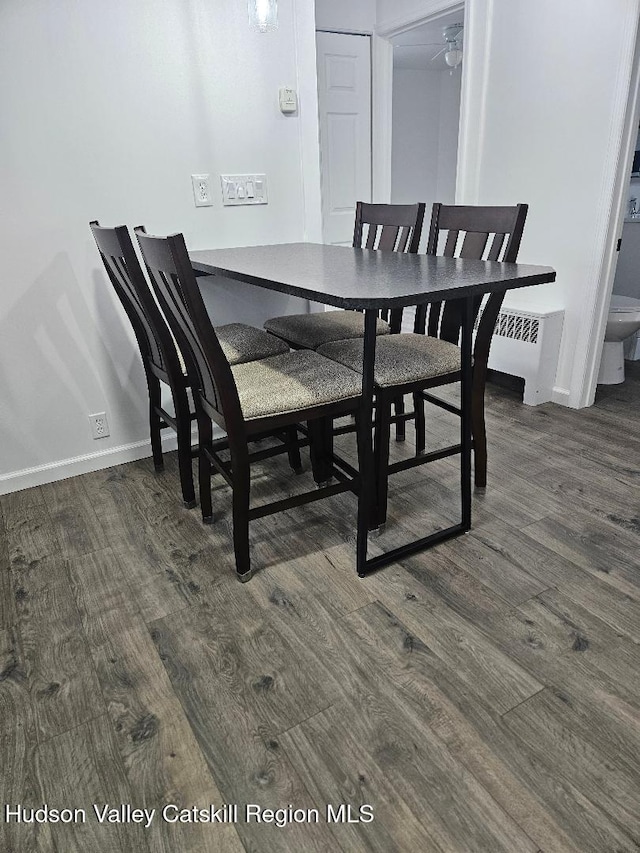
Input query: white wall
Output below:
<box><xmin>457</xmin><ymin>0</ymin><xmax>640</xmax><ymax>406</ymax></box>
<box><xmin>315</xmin><ymin>0</ymin><xmax>376</xmax><ymax>32</ymax></box>
<box><xmin>391</xmin><ymin>67</ymin><xmax>460</xmax><ymax>211</ymax></box>
<box><xmin>0</xmin><ymin>0</ymin><xmax>321</xmax><ymax>492</ymax></box>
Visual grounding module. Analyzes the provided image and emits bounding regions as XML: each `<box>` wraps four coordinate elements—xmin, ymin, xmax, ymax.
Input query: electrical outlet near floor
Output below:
<box><xmin>89</xmin><ymin>412</ymin><xmax>110</xmax><ymax>439</ymax></box>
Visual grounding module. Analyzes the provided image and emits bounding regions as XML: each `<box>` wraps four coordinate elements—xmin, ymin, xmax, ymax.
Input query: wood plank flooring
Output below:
<box><xmin>1</xmin><ymin>364</ymin><xmax>640</xmax><ymax>852</ymax></box>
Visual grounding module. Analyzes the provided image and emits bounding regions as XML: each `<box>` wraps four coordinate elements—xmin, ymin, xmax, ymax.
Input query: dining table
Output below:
<box><xmin>190</xmin><ymin>242</ymin><xmax>556</xmax><ymax>577</ymax></box>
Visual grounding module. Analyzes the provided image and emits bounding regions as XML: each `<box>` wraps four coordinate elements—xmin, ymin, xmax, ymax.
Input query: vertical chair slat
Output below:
<box><xmin>487</xmin><ymin>232</ymin><xmax>506</xmax><ymax>261</ymax></box>
<box><xmin>396</xmin><ymin>225</ymin><xmax>411</xmax><ymax>253</ymax></box>
<box><xmin>427</xmin><ymin>302</ymin><xmax>442</xmax><ymax>337</ymax></box>
<box><xmin>389</xmin><ymin>308</ymin><xmax>404</xmax><ymax>334</ymax></box>
<box><xmin>378</xmin><ymin>225</ymin><xmax>400</xmax><ymax>251</ymax></box>
<box><xmin>444</xmin><ymin>230</ymin><xmax>459</xmax><ymax>256</ymax></box>
<box><xmin>365</xmin><ymin>224</ymin><xmax>379</xmax><ymax>249</ymax></box>
<box><xmin>440</xmin><ymin>300</ymin><xmax>464</xmax><ymax>344</ymax></box>
<box><xmin>414</xmin><ymin>304</ymin><xmax>428</xmax><ymax>335</ymax></box>
<box><xmin>460</xmin><ymin>231</ymin><xmax>489</xmax><ymax>259</ymax></box>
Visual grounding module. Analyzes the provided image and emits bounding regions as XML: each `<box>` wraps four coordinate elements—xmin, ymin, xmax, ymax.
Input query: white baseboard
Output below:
<box><xmin>551</xmin><ymin>385</ymin><xmax>571</xmax><ymax>406</ymax></box>
<box><xmin>0</xmin><ymin>425</ymin><xmax>223</xmax><ymax>496</ymax></box>
<box><xmin>0</xmin><ymin>439</ymin><xmax>162</xmax><ymax>495</ymax></box>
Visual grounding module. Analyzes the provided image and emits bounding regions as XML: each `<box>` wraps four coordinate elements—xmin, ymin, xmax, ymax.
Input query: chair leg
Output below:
<box><xmin>148</xmin><ymin>375</ymin><xmax>164</xmax><ymax>471</ymax></box>
<box><xmin>230</xmin><ymin>441</ymin><xmax>252</xmax><ymax>581</ymax></box>
<box><xmin>373</xmin><ymin>398</ymin><xmax>392</xmax><ymax>530</ymax></box>
<box><xmin>471</xmin><ymin>387</ymin><xmax>487</xmax><ymax>489</ymax></box>
<box><xmin>413</xmin><ymin>392</ymin><xmax>426</xmax><ymax>456</ymax></box>
<box><xmin>394</xmin><ymin>394</ymin><xmax>406</xmax><ymax>442</ymax></box>
<box><xmin>198</xmin><ymin>415</ymin><xmax>213</xmax><ymax>523</ymax></box>
<box><xmin>285</xmin><ymin>425</ymin><xmax>303</xmax><ymax>474</ymax></box>
<box><xmin>308</xmin><ymin>417</ymin><xmax>332</xmax><ymax>486</ymax></box>
<box><xmin>174</xmin><ymin>387</ymin><xmax>196</xmax><ymax>508</ymax></box>
<box><xmin>323</xmin><ymin>417</ymin><xmax>334</xmax><ymax>478</ymax></box>
<box><xmin>354</xmin><ymin>411</ymin><xmax>370</xmax><ymax>575</ymax></box>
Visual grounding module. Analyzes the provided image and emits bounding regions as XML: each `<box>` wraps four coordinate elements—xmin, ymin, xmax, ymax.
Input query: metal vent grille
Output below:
<box><xmin>493</xmin><ymin>310</ymin><xmax>540</xmax><ymax>344</ymax></box>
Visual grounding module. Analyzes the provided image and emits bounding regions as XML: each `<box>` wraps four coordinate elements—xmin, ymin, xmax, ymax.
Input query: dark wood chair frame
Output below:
<box><xmin>372</xmin><ymin>203</ymin><xmax>529</xmax><ymax>529</ymax></box>
<box><xmin>356</xmin><ymin>201</ymin><xmax>426</xmax><ymax>443</ymax></box>
<box><xmin>91</xmin><ymin>222</ymin><xmax>304</xmax><ymax>510</ymax></box>
<box><xmin>135</xmin><ymin>228</ymin><xmax>364</xmax><ymax>583</ymax></box>
<box><xmin>353</xmin><ymin>200</ymin><xmax>426</xmax><ymax>257</ymax></box>
<box><xmin>414</xmin><ymin>203</ymin><xmax>528</xmax><ymax>485</ymax></box>
<box><xmin>90</xmin><ymin>221</ymin><xmax>198</xmax><ymax>507</ymax></box>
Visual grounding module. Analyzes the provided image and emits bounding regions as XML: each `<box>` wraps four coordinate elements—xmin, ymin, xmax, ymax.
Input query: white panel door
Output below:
<box><xmin>316</xmin><ymin>32</ymin><xmax>372</xmax><ymax>246</ymax></box>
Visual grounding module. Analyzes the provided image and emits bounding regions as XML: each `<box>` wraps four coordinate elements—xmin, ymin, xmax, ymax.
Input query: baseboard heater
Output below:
<box><xmin>486</xmin><ymin>306</ymin><xmax>564</xmax><ymax>405</ymax></box>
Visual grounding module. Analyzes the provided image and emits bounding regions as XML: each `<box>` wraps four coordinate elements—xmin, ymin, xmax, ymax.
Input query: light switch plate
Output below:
<box><xmin>221</xmin><ymin>174</ymin><xmax>268</xmax><ymax>206</ymax></box>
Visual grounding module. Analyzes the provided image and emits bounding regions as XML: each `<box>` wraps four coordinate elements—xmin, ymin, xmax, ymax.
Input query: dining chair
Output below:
<box><xmin>264</xmin><ymin>201</ymin><xmax>425</xmax><ymax>348</ymax></box>
<box><xmin>414</xmin><ymin>203</ymin><xmax>529</xmax><ymax>487</ymax></box>
<box><xmin>90</xmin><ymin>221</ymin><xmax>293</xmax><ymax>507</ymax></box>
<box><xmin>135</xmin><ymin>227</ymin><xmax>364</xmax><ymax>582</ymax></box>
<box><xmin>265</xmin><ymin>201</ymin><xmax>425</xmax><ymax>443</ymax></box>
<box><xmin>317</xmin><ymin>203</ymin><xmax>529</xmax><ymax>525</ymax></box>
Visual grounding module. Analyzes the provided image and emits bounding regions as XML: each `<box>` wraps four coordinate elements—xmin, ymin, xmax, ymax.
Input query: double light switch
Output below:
<box><xmin>221</xmin><ymin>174</ymin><xmax>268</xmax><ymax>206</ymax></box>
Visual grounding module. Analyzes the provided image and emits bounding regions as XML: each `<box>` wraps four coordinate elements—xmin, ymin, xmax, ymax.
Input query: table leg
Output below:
<box><xmin>460</xmin><ymin>296</ymin><xmax>473</xmax><ymax>531</ymax></box>
<box><xmin>356</xmin><ymin>309</ymin><xmax>378</xmax><ymax>577</ymax></box>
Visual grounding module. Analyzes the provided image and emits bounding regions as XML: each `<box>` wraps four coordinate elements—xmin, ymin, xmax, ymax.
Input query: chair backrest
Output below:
<box><xmin>134</xmin><ymin>228</ymin><xmax>241</xmax><ymax>431</ymax></box>
<box><xmin>353</xmin><ymin>202</ymin><xmax>426</xmax><ymax>331</ymax></box>
<box><xmin>89</xmin><ymin>221</ymin><xmax>184</xmax><ymax>386</ymax></box>
<box><xmin>353</xmin><ymin>202</ymin><xmax>425</xmax><ymax>253</ymax></box>
<box><xmin>415</xmin><ymin>203</ymin><xmax>529</xmax><ymax>359</ymax></box>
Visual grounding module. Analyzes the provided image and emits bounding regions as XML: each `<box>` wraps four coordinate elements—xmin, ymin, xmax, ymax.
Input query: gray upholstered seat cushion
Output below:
<box><xmin>231</xmin><ymin>351</ymin><xmax>362</xmax><ymax>420</ymax></box>
<box><xmin>264</xmin><ymin>310</ymin><xmax>390</xmax><ymax>349</ymax></box>
<box><xmin>214</xmin><ymin>323</ymin><xmax>289</xmax><ymax>365</ymax></box>
<box><xmin>173</xmin><ymin>323</ymin><xmax>288</xmax><ymax>374</ymax></box>
<box><xmin>317</xmin><ymin>334</ymin><xmax>461</xmax><ymax>388</ymax></box>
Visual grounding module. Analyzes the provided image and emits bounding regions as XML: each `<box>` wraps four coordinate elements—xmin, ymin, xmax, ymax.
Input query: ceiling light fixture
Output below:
<box><xmin>431</xmin><ymin>23</ymin><xmax>464</xmax><ymax>73</ymax></box>
<box><xmin>445</xmin><ymin>46</ymin><xmax>463</xmax><ymax>68</ymax></box>
<box><xmin>248</xmin><ymin>0</ymin><xmax>277</xmax><ymax>32</ymax></box>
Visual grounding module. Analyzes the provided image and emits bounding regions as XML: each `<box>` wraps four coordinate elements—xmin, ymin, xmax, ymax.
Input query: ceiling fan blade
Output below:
<box><xmin>395</xmin><ymin>42</ymin><xmax>445</xmax><ymax>47</ymax></box>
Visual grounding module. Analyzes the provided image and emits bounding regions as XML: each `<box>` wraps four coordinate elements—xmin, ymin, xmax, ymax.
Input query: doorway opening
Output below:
<box><xmin>589</xmin><ymin>13</ymin><xmax>640</xmax><ymax>405</ymax></box>
<box><xmin>597</xmin><ymin>120</ymin><xmax>640</xmax><ymax>390</ymax></box>
<box><xmin>389</xmin><ymin>10</ymin><xmax>464</xmax><ymax>239</ymax></box>
<box><xmin>581</xmin><ymin>15</ymin><xmax>640</xmax><ymax>406</ymax></box>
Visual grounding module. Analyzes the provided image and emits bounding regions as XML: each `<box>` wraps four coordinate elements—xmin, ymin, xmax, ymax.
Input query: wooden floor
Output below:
<box><xmin>2</xmin><ymin>365</ymin><xmax>640</xmax><ymax>853</ymax></box>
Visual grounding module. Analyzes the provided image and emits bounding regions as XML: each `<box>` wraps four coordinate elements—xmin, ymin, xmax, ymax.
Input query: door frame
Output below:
<box><xmin>576</xmin><ymin>18</ymin><xmax>640</xmax><ymax>407</ymax></box>
<box><xmin>372</xmin><ymin>0</ymin><xmax>465</xmax><ymax>203</ymax></box>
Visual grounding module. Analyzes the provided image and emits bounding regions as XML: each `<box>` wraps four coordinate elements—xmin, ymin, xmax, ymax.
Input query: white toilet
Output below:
<box><xmin>598</xmin><ymin>294</ymin><xmax>640</xmax><ymax>384</ymax></box>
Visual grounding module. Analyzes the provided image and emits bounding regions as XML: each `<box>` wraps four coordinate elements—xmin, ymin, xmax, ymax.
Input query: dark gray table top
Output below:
<box><xmin>190</xmin><ymin>243</ymin><xmax>556</xmax><ymax>309</ymax></box>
